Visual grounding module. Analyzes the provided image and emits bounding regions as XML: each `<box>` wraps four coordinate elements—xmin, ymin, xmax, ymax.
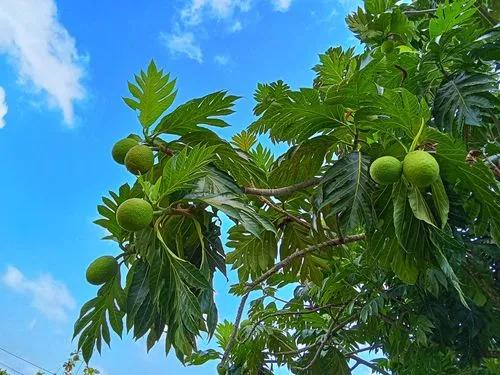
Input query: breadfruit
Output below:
<box><xmin>381</xmin><ymin>40</ymin><xmax>395</xmax><ymax>54</ymax></box>
<box><xmin>125</xmin><ymin>145</ymin><xmax>154</xmax><ymax>175</ymax></box>
<box><xmin>86</xmin><ymin>256</ymin><xmax>119</xmax><ymax>285</ymax></box>
<box><xmin>112</xmin><ymin>138</ymin><xmax>138</xmax><ymax>164</ymax></box>
<box><xmin>116</xmin><ymin>198</ymin><xmax>154</xmax><ymax>231</ymax></box>
<box><xmin>369</xmin><ymin>156</ymin><xmax>402</xmax><ymax>184</ymax></box>
<box><xmin>403</xmin><ymin>150</ymin><xmax>440</xmax><ymax>187</ymax></box>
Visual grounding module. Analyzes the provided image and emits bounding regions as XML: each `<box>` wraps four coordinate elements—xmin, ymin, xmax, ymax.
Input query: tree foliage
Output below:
<box><xmin>74</xmin><ymin>0</ymin><xmax>500</xmax><ymax>373</ymax></box>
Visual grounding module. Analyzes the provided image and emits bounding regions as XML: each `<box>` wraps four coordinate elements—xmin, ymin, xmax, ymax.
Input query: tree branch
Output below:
<box><xmin>403</xmin><ymin>8</ymin><xmax>436</xmax><ymax>16</ymax></box>
<box><xmin>243</xmin><ymin>177</ymin><xmax>321</xmax><ymax>196</ymax></box>
<box><xmin>345</xmin><ymin>345</ymin><xmax>381</xmax><ymax>357</ymax></box>
<box><xmin>351</xmin><ymin>355</ymin><xmax>390</xmax><ymax>375</ymax></box>
<box><xmin>294</xmin><ymin>318</ymin><xmax>338</xmax><ymax>371</ymax></box>
<box><xmin>218</xmin><ymin>233</ymin><xmax>365</xmax><ymax>369</ymax></box>
<box><xmin>218</xmin><ymin>293</ymin><xmax>249</xmax><ymax>371</ymax></box>
<box><xmin>245</xmin><ymin>234</ymin><xmax>366</xmax><ymax>290</ymax></box>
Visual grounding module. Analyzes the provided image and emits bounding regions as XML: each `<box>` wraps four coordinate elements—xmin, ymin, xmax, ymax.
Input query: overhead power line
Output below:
<box><xmin>0</xmin><ymin>346</ymin><xmax>56</xmax><ymax>375</ymax></box>
<box><xmin>0</xmin><ymin>359</ymin><xmax>26</xmax><ymax>375</ymax></box>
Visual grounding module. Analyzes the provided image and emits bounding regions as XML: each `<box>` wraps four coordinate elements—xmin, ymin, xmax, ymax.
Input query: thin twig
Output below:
<box><xmin>403</xmin><ymin>8</ymin><xmax>436</xmax><ymax>16</ymax></box>
<box><xmin>351</xmin><ymin>355</ymin><xmax>390</xmax><ymax>375</ymax></box>
<box><xmin>345</xmin><ymin>345</ymin><xmax>381</xmax><ymax>357</ymax></box>
<box><xmin>263</xmin><ymin>342</ymin><xmax>320</xmax><ymax>357</ymax></box>
<box><xmin>294</xmin><ymin>319</ymin><xmax>338</xmax><ymax>371</ymax></box>
<box><xmin>241</xmin><ymin>303</ymin><xmax>343</xmax><ymax>344</ymax></box>
<box><xmin>243</xmin><ymin>177</ymin><xmax>321</xmax><ymax>196</ymax></box>
<box><xmin>218</xmin><ymin>293</ymin><xmax>249</xmax><ymax>370</ymax></box>
<box><xmin>259</xmin><ymin>196</ymin><xmax>311</xmax><ymax>229</ymax></box>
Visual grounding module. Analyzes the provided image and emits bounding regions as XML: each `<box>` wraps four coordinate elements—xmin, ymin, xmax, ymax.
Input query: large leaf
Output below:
<box><xmin>427</xmin><ymin>129</ymin><xmax>500</xmax><ymax>243</ymax></box>
<box><xmin>193</xmin><ymin>194</ymin><xmax>275</xmax><ymax>237</ymax></box>
<box><xmin>429</xmin><ymin>0</ymin><xmax>476</xmax><ymax>39</ymax></box>
<box><xmin>94</xmin><ymin>183</ymin><xmax>143</xmax><ymax>242</ymax></box>
<box><xmin>123</xmin><ymin>60</ymin><xmax>177</xmax><ymax>128</ymax></box>
<box><xmin>356</xmin><ymin>88</ymin><xmax>430</xmax><ymax>139</ymax></box>
<box><xmin>159</xmin><ymin>144</ymin><xmax>217</xmax><ymax>197</ymax></box>
<box><xmin>74</xmin><ymin>275</ymin><xmax>125</xmax><ymax>363</ymax></box>
<box><xmin>154</xmin><ymin>91</ymin><xmax>238</xmax><ymax>136</ymax></box>
<box><xmin>313</xmin><ymin>47</ymin><xmax>357</xmax><ymax>88</ymax></box>
<box><xmin>249</xmin><ymin>88</ymin><xmax>345</xmax><ymax>143</ymax></box>
<box><xmin>315</xmin><ymin>151</ymin><xmax>373</xmax><ymax>230</ymax></box>
<box><xmin>226</xmin><ymin>225</ymin><xmax>277</xmax><ymax>281</ymax></box>
<box><xmin>433</xmin><ymin>72</ymin><xmax>499</xmax><ymax>134</ymax></box>
<box><xmin>269</xmin><ymin>135</ymin><xmax>334</xmax><ymax>187</ymax></box>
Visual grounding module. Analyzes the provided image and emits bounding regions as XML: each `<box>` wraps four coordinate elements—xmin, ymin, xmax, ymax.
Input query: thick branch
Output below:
<box><xmin>218</xmin><ymin>233</ymin><xmax>365</xmax><ymax>369</ymax></box>
<box><xmin>351</xmin><ymin>355</ymin><xmax>390</xmax><ymax>375</ymax></box>
<box><xmin>243</xmin><ymin>177</ymin><xmax>321</xmax><ymax>196</ymax></box>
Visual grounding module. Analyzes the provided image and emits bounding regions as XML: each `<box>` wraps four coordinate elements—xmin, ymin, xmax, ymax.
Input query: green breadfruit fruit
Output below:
<box><xmin>370</xmin><ymin>156</ymin><xmax>402</xmax><ymax>184</ymax></box>
<box><xmin>86</xmin><ymin>256</ymin><xmax>119</xmax><ymax>285</ymax></box>
<box><xmin>403</xmin><ymin>150</ymin><xmax>440</xmax><ymax>188</ymax></box>
<box><xmin>381</xmin><ymin>40</ymin><xmax>395</xmax><ymax>54</ymax></box>
<box><xmin>116</xmin><ymin>198</ymin><xmax>154</xmax><ymax>231</ymax></box>
<box><xmin>125</xmin><ymin>145</ymin><xmax>154</xmax><ymax>175</ymax></box>
<box><xmin>127</xmin><ymin>133</ymin><xmax>143</xmax><ymax>142</ymax></box>
<box><xmin>111</xmin><ymin>138</ymin><xmax>139</xmax><ymax>164</ymax></box>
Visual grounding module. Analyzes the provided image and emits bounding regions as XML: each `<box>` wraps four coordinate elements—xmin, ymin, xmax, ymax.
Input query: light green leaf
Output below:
<box><xmin>160</xmin><ymin>144</ymin><xmax>218</xmax><ymax>196</ymax></box>
<box><xmin>123</xmin><ymin>60</ymin><xmax>177</xmax><ymax>128</ymax></box>
<box><xmin>429</xmin><ymin>0</ymin><xmax>476</xmax><ymax>39</ymax></box>
<box><xmin>431</xmin><ymin>177</ymin><xmax>449</xmax><ymax>228</ymax></box>
<box><xmin>408</xmin><ymin>185</ymin><xmax>436</xmax><ymax>227</ymax></box>
<box><xmin>154</xmin><ymin>91</ymin><xmax>239</xmax><ymax>136</ymax></box>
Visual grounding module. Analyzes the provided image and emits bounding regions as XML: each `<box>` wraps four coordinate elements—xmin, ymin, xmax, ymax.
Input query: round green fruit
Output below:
<box><xmin>111</xmin><ymin>138</ymin><xmax>139</xmax><ymax>164</ymax></box>
<box><xmin>403</xmin><ymin>150</ymin><xmax>440</xmax><ymax>188</ymax></box>
<box><xmin>86</xmin><ymin>256</ymin><xmax>119</xmax><ymax>285</ymax></box>
<box><xmin>116</xmin><ymin>198</ymin><xmax>154</xmax><ymax>231</ymax></box>
<box><xmin>381</xmin><ymin>40</ymin><xmax>395</xmax><ymax>54</ymax></box>
<box><xmin>125</xmin><ymin>145</ymin><xmax>154</xmax><ymax>175</ymax></box>
<box><xmin>369</xmin><ymin>156</ymin><xmax>402</xmax><ymax>185</ymax></box>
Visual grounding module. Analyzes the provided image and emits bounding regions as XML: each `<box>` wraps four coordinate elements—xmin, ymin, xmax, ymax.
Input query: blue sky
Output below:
<box><xmin>0</xmin><ymin>0</ymin><xmax>374</xmax><ymax>374</ymax></box>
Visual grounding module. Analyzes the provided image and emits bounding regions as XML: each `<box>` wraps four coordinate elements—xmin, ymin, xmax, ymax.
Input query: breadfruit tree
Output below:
<box><xmin>74</xmin><ymin>0</ymin><xmax>500</xmax><ymax>373</ymax></box>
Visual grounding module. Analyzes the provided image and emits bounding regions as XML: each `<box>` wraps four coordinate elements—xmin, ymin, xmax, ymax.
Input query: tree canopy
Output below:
<box><xmin>74</xmin><ymin>0</ymin><xmax>499</xmax><ymax>373</ymax></box>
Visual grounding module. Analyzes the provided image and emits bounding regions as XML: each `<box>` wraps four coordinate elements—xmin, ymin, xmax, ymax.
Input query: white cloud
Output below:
<box><xmin>165</xmin><ymin>0</ymin><xmax>295</xmax><ymax>62</ymax></box>
<box><xmin>230</xmin><ymin>20</ymin><xmax>243</xmax><ymax>32</ymax></box>
<box><xmin>180</xmin><ymin>0</ymin><xmax>251</xmax><ymax>26</ymax></box>
<box><xmin>161</xmin><ymin>31</ymin><xmax>203</xmax><ymax>63</ymax></box>
<box><xmin>271</xmin><ymin>0</ymin><xmax>293</xmax><ymax>12</ymax></box>
<box><xmin>214</xmin><ymin>54</ymin><xmax>230</xmax><ymax>65</ymax></box>
<box><xmin>0</xmin><ymin>86</ymin><xmax>7</xmax><ymax>128</ymax></box>
<box><xmin>0</xmin><ymin>0</ymin><xmax>85</xmax><ymax>126</ymax></box>
<box><xmin>1</xmin><ymin>265</ymin><xmax>76</xmax><ymax>322</ymax></box>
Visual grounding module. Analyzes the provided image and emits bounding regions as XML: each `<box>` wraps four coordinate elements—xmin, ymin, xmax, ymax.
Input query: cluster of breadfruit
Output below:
<box><xmin>369</xmin><ymin>150</ymin><xmax>440</xmax><ymax>187</ymax></box>
<box><xmin>86</xmin><ymin>136</ymin><xmax>156</xmax><ymax>286</ymax></box>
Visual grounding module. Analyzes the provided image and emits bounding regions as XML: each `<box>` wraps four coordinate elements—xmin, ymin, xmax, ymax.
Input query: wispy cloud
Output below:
<box><xmin>164</xmin><ymin>0</ymin><xmax>295</xmax><ymax>62</ymax></box>
<box><xmin>0</xmin><ymin>0</ymin><xmax>86</xmax><ymax>126</ymax></box>
<box><xmin>1</xmin><ymin>265</ymin><xmax>76</xmax><ymax>322</ymax></box>
<box><xmin>214</xmin><ymin>54</ymin><xmax>230</xmax><ymax>65</ymax></box>
<box><xmin>180</xmin><ymin>0</ymin><xmax>251</xmax><ymax>26</ymax></box>
<box><xmin>230</xmin><ymin>20</ymin><xmax>243</xmax><ymax>32</ymax></box>
<box><xmin>161</xmin><ymin>31</ymin><xmax>203</xmax><ymax>63</ymax></box>
<box><xmin>271</xmin><ymin>0</ymin><xmax>293</xmax><ymax>12</ymax></box>
<box><xmin>0</xmin><ymin>87</ymin><xmax>7</xmax><ymax>128</ymax></box>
